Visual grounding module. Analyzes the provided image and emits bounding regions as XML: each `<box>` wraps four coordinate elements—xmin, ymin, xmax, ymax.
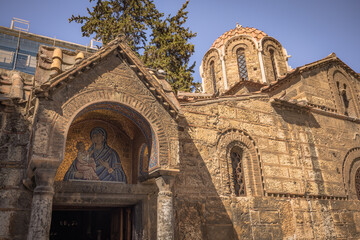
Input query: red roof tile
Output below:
<box><xmin>211</xmin><ymin>25</ymin><xmax>268</xmax><ymax>49</ymax></box>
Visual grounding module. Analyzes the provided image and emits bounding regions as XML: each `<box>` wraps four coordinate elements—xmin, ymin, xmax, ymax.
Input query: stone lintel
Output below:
<box><xmin>149</xmin><ymin>169</ymin><xmax>179</xmax><ymax>178</ymax></box>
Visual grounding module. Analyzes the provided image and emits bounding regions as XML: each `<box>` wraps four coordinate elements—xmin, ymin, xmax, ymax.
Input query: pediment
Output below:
<box><xmin>33</xmin><ymin>36</ymin><xmax>181</xmax><ymax>119</ymax></box>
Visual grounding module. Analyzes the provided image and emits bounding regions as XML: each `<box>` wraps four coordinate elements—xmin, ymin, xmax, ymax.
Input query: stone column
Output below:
<box><xmin>220</xmin><ymin>54</ymin><xmax>228</xmax><ymax>90</ymax></box>
<box><xmin>27</xmin><ymin>158</ymin><xmax>58</xmax><ymax>240</ymax></box>
<box><xmin>155</xmin><ymin>175</ymin><xmax>175</xmax><ymax>240</ymax></box>
<box><xmin>258</xmin><ymin>48</ymin><xmax>267</xmax><ymax>84</ymax></box>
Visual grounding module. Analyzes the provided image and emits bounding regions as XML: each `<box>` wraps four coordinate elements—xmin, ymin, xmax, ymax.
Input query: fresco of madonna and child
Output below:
<box><xmin>64</xmin><ymin>127</ymin><xmax>127</xmax><ymax>183</ymax></box>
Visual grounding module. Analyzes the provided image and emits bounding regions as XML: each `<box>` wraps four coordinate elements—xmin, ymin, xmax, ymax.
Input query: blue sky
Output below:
<box><xmin>0</xmin><ymin>0</ymin><xmax>359</xmax><ymax>83</ymax></box>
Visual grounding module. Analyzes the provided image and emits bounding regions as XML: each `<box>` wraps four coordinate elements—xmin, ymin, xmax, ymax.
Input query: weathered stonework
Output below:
<box><xmin>1</xmin><ymin>26</ymin><xmax>360</xmax><ymax>240</ymax></box>
<box><xmin>261</xmin><ymin>37</ymin><xmax>289</xmax><ymax>83</ymax></box>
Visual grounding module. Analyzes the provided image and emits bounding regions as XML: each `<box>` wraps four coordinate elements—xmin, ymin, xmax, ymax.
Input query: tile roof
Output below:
<box><xmin>35</xmin><ymin>46</ymin><xmax>90</xmax><ymax>86</ymax></box>
<box><xmin>0</xmin><ymin>69</ymin><xmax>34</xmax><ymax>111</ymax></box>
<box><xmin>211</xmin><ymin>25</ymin><xmax>268</xmax><ymax>49</ymax></box>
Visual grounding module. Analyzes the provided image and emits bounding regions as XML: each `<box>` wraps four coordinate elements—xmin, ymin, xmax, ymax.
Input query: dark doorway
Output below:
<box><xmin>50</xmin><ymin>207</ymin><xmax>132</xmax><ymax>240</ymax></box>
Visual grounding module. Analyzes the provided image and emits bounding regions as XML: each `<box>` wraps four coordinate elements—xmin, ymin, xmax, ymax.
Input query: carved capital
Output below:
<box><xmin>158</xmin><ymin>191</ymin><xmax>173</xmax><ymax>197</ymax></box>
<box><xmin>23</xmin><ymin>156</ymin><xmax>60</xmax><ymax>193</ymax></box>
<box><xmin>33</xmin><ymin>168</ymin><xmax>57</xmax><ymax>194</ymax></box>
<box><xmin>155</xmin><ymin>175</ymin><xmax>175</xmax><ymax>193</ymax></box>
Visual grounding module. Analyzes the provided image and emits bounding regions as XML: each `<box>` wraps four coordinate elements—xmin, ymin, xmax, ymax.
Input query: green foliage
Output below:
<box><xmin>142</xmin><ymin>1</ymin><xmax>198</xmax><ymax>92</ymax></box>
<box><xmin>69</xmin><ymin>0</ymin><xmax>162</xmax><ymax>52</ymax></box>
<box><xmin>69</xmin><ymin>0</ymin><xmax>198</xmax><ymax>92</ymax></box>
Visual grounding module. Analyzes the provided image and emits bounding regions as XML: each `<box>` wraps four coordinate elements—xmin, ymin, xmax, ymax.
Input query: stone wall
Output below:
<box><xmin>269</xmin><ymin>63</ymin><xmax>360</xmax><ymax>117</ymax></box>
<box><xmin>32</xmin><ymin>52</ymin><xmax>179</xmax><ymax>169</ymax></box>
<box><xmin>175</xmin><ymin>92</ymin><xmax>360</xmax><ymax>239</ymax></box>
<box><xmin>26</xmin><ymin>48</ymin><xmax>180</xmax><ymax>239</ymax></box>
<box><xmin>0</xmin><ymin>108</ymin><xmax>32</xmax><ymax>240</ymax></box>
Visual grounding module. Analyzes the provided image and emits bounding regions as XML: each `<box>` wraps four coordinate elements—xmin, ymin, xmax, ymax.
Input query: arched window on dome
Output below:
<box><xmin>270</xmin><ymin>49</ymin><xmax>278</xmax><ymax>80</ymax></box>
<box><xmin>236</xmin><ymin>48</ymin><xmax>248</xmax><ymax>81</ymax></box>
<box><xmin>230</xmin><ymin>146</ymin><xmax>246</xmax><ymax>196</ymax></box>
<box><xmin>210</xmin><ymin>60</ymin><xmax>217</xmax><ymax>94</ymax></box>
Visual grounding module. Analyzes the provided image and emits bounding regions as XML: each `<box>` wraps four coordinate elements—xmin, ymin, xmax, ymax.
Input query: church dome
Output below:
<box><xmin>201</xmin><ymin>24</ymin><xmax>289</xmax><ymax>96</ymax></box>
<box><xmin>211</xmin><ymin>24</ymin><xmax>267</xmax><ymax>49</ymax></box>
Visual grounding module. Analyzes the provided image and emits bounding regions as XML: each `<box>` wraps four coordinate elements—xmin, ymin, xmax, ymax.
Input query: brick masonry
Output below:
<box><xmin>1</xmin><ymin>28</ymin><xmax>360</xmax><ymax>240</ymax></box>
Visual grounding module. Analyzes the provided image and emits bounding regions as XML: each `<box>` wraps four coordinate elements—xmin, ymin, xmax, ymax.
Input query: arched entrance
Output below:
<box><xmin>55</xmin><ymin>101</ymin><xmax>158</xmax><ymax>183</ymax></box>
<box><xmin>27</xmin><ymin>88</ymin><xmax>179</xmax><ymax>240</ymax></box>
<box><xmin>51</xmin><ymin>101</ymin><xmax>159</xmax><ymax>239</ymax></box>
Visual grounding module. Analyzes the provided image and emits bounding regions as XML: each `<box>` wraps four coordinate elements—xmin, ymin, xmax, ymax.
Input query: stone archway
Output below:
<box><xmin>343</xmin><ymin>147</ymin><xmax>360</xmax><ymax>200</ymax></box>
<box><xmin>27</xmin><ymin>89</ymin><xmax>179</xmax><ymax>240</ymax></box>
<box><xmin>45</xmin><ymin>89</ymin><xmax>172</xmax><ymax>171</ymax></box>
<box><xmin>55</xmin><ymin>101</ymin><xmax>158</xmax><ymax>183</ymax></box>
<box><xmin>216</xmin><ymin>128</ymin><xmax>264</xmax><ymax>197</ymax></box>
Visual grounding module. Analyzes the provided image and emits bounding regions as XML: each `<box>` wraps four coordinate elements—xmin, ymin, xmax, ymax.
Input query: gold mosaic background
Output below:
<box><xmin>55</xmin><ymin>118</ymin><xmax>133</xmax><ymax>183</ymax></box>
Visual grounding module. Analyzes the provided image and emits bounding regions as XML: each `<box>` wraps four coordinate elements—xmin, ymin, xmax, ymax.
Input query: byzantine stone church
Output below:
<box><xmin>1</xmin><ymin>24</ymin><xmax>360</xmax><ymax>239</ymax></box>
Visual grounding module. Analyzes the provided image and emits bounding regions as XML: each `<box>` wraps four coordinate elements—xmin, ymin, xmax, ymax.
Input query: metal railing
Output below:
<box><xmin>10</xmin><ymin>17</ymin><xmax>29</xmax><ymax>32</ymax></box>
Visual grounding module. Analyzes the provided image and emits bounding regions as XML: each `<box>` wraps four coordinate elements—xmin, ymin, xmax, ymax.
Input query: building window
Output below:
<box><xmin>337</xmin><ymin>81</ymin><xmax>351</xmax><ymax>116</ymax></box>
<box><xmin>341</xmin><ymin>83</ymin><xmax>350</xmax><ymax>116</ymax></box>
<box><xmin>356</xmin><ymin>168</ymin><xmax>360</xmax><ymax>200</ymax></box>
<box><xmin>0</xmin><ymin>49</ymin><xmax>14</xmax><ymax>64</ymax></box>
<box><xmin>270</xmin><ymin>49</ymin><xmax>277</xmax><ymax>80</ymax></box>
<box><xmin>210</xmin><ymin>61</ymin><xmax>217</xmax><ymax>94</ymax></box>
<box><xmin>236</xmin><ymin>48</ymin><xmax>248</xmax><ymax>81</ymax></box>
<box><xmin>230</xmin><ymin>146</ymin><xmax>246</xmax><ymax>196</ymax></box>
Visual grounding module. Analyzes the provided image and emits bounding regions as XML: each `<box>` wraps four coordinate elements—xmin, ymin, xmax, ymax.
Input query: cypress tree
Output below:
<box><xmin>69</xmin><ymin>0</ymin><xmax>198</xmax><ymax>92</ymax></box>
<box><xmin>69</xmin><ymin>0</ymin><xmax>162</xmax><ymax>52</ymax></box>
<box><xmin>142</xmin><ymin>1</ymin><xmax>198</xmax><ymax>92</ymax></box>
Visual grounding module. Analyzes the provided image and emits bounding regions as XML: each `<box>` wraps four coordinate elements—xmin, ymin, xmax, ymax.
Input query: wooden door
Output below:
<box><xmin>111</xmin><ymin>207</ymin><xmax>132</xmax><ymax>240</ymax></box>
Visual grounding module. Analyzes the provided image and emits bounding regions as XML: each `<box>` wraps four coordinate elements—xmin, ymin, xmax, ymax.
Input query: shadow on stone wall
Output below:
<box><xmin>174</xmin><ymin>117</ymin><xmax>240</xmax><ymax>240</ymax></box>
<box><xmin>0</xmin><ymin>110</ymin><xmax>33</xmax><ymax>240</ymax></box>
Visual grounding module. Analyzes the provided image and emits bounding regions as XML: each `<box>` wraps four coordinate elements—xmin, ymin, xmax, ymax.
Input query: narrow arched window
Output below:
<box><xmin>337</xmin><ymin>81</ymin><xmax>351</xmax><ymax>116</ymax></box>
<box><xmin>355</xmin><ymin>168</ymin><xmax>360</xmax><ymax>200</ymax></box>
<box><xmin>230</xmin><ymin>146</ymin><xmax>246</xmax><ymax>196</ymax></box>
<box><xmin>210</xmin><ymin>61</ymin><xmax>217</xmax><ymax>94</ymax></box>
<box><xmin>270</xmin><ymin>49</ymin><xmax>277</xmax><ymax>80</ymax></box>
<box><xmin>342</xmin><ymin>84</ymin><xmax>350</xmax><ymax>116</ymax></box>
<box><xmin>236</xmin><ymin>48</ymin><xmax>248</xmax><ymax>81</ymax></box>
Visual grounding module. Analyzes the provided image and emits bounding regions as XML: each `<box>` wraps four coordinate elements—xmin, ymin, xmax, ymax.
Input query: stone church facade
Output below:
<box><xmin>1</xmin><ymin>24</ymin><xmax>360</xmax><ymax>239</ymax></box>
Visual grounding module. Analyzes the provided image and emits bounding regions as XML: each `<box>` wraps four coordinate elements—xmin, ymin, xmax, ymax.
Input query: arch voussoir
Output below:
<box><xmin>38</xmin><ymin>89</ymin><xmax>173</xmax><ymax>174</ymax></box>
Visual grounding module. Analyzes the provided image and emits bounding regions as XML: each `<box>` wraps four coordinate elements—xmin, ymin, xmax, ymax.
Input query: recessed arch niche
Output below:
<box><xmin>54</xmin><ymin>102</ymin><xmax>157</xmax><ymax>184</ymax></box>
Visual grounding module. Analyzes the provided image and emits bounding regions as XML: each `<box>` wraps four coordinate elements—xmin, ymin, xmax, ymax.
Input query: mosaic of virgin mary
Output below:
<box><xmin>64</xmin><ymin>127</ymin><xmax>127</xmax><ymax>183</ymax></box>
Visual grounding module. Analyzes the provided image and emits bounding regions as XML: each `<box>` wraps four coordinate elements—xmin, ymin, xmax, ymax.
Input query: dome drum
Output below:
<box><xmin>201</xmin><ymin>24</ymin><xmax>290</xmax><ymax>95</ymax></box>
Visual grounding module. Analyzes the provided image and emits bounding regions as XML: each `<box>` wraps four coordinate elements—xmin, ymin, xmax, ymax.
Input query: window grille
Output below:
<box><xmin>210</xmin><ymin>61</ymin><xmax>217</xmax><ymax>94</ymax></box>
<box><xmin>356</xmin><ymin>168</ymin><xmax>360</xmax><ymax>200</ymax></box>
<box><xmin>270</xmin><ymin>49</ymin><xmax>277</xmax><ymax>80</ymax></box>
<box><xmin>237</xmin><ymin>48</ymin><xmax>248</xmax><ymax>80</ymax></box>
<box><xmin>230</xmin><ymin>147</ymin><xmax>246</xmax><ymax>196</ymax></box>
